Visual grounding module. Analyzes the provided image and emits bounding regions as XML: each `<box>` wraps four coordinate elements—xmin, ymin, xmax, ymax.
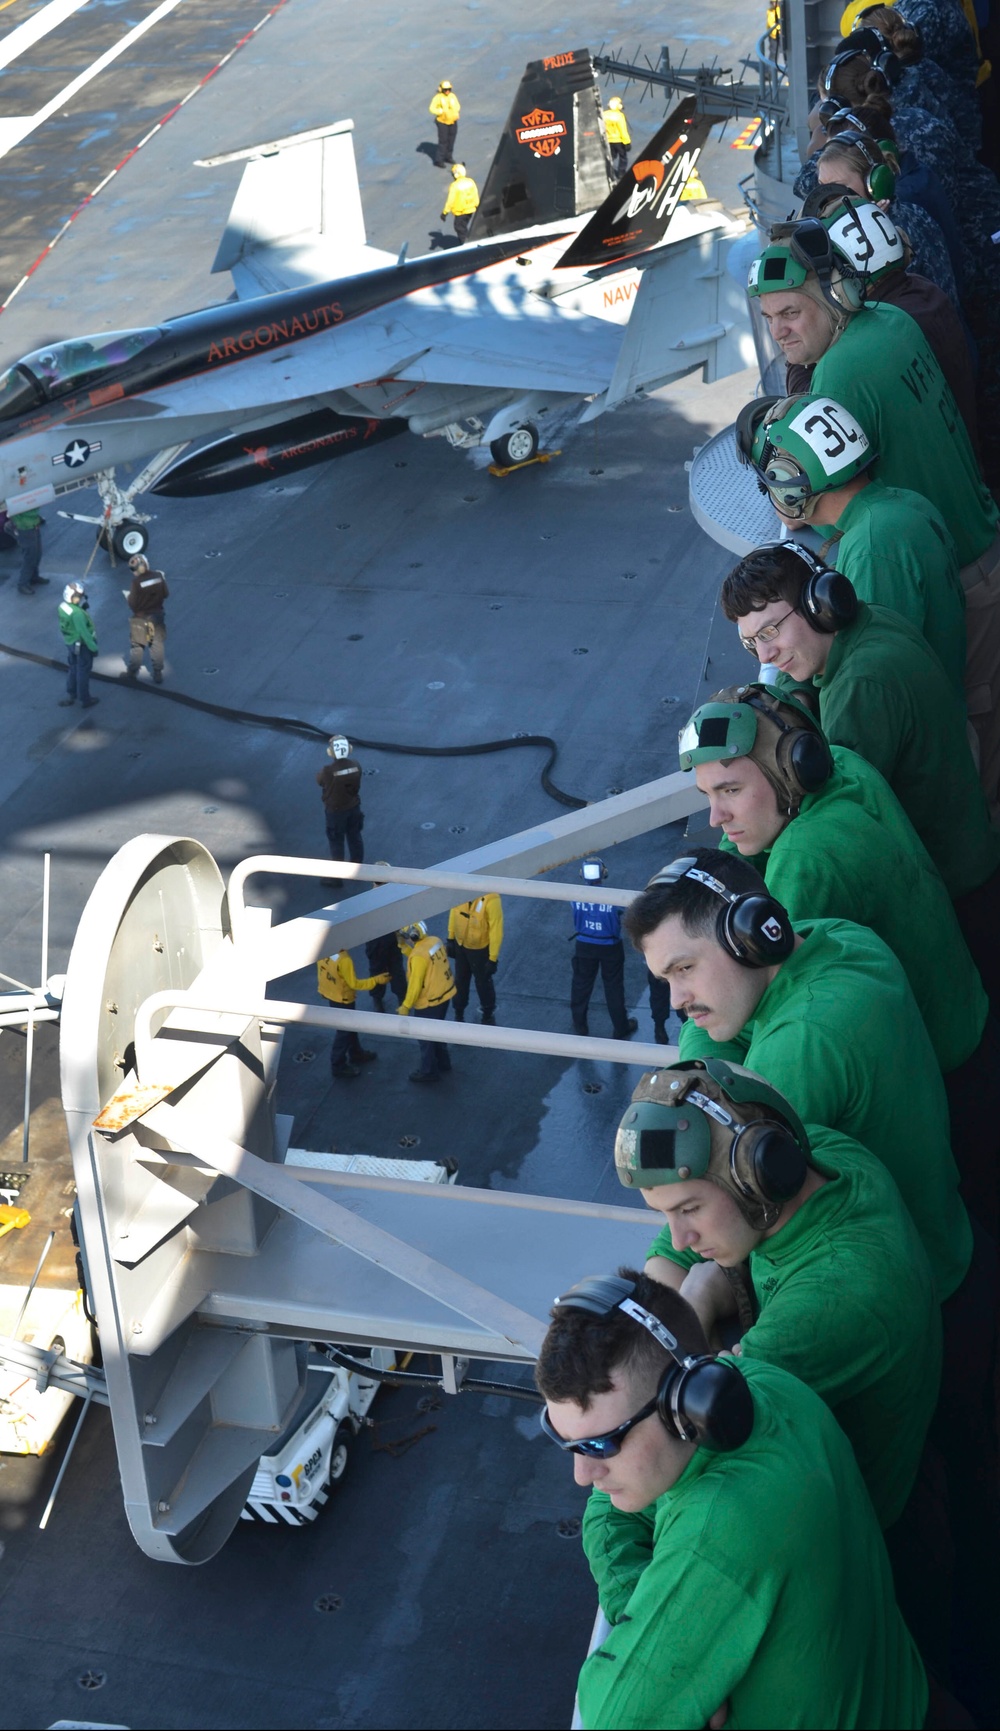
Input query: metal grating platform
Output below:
<box><xmin>688</xmin><ymin>425</ymin><xmax>781</xmax><ymax>555</ymax></box>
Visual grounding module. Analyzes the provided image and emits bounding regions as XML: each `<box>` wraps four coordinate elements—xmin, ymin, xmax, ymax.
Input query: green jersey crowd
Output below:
<box><xmin>533</xmin><ymin>4</ymin><xmax>1000</xmax><ymax>1728</ymax></box>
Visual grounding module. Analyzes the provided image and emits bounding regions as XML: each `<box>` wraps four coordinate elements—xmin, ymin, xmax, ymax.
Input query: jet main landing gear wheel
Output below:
<box><xmin>489</xmin><ymin>424</ymin><xmax>539</xmax><ymax>467</ymax></box>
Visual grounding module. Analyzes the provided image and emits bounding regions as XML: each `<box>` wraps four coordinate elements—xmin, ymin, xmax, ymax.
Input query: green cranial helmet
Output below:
<box><xmin>735</xmin><ymin>392</ymin><xmax>875</xmax><ymax>519</ymax></box>
<box><xmin>746</xmin><ymin>244</ymin><xmax>811</xmax><ymax>299</ymax></box>
<box><xmin>747</xmin><ymin>221</ymin><xmax>864</xmax><ymax>316</ymax></box>
<box><xmin>679</xmin><ymin>682</ymin><xmax>833</xmax><ymax>813</ymax></box>
<box><xmin>678</xmin><ymin>698</ymin><xmax>758</xmax><ymax>771</ymax></box>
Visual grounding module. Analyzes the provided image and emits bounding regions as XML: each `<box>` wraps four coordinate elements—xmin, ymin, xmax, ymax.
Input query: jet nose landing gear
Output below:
<box><xmin>96</xmin><ymin>519</ymin><xmax>150</xmax><ymax>561</ymax></box>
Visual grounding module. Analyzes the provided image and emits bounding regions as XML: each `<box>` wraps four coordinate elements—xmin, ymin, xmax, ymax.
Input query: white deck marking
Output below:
<box><xmin>0</xmin><ymin>0</ymin><xmax>90</xmax><ymax>74</ymax></box>
<box><xmin>0</xmin><ymin>0</ymin><xmax>188</xmax><ymax>160</ymax></box>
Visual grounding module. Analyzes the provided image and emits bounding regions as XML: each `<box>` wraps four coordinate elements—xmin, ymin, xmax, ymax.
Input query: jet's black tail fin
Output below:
<box><xmin>467</xmin><ymin>49</ymin><xmax>613</xmax><ymax>240</ymax></box>
<box><xmin>556</xmin><ymin>99</ymin><xmax>712</xmax><ymax>271</ymax></box>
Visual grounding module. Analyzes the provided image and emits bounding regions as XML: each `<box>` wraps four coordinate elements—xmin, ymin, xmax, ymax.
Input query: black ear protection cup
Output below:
<box><xmin>842</xmin><ymin>26</ymin><xmax>902</xmax><ymax>86</ymax></box>
<box><xmin>743</xmin><ymin>690</ymin><xmax>834</xmax><ymax>799</ymax></box>
<box><xmin>720</xmin><ymin>887</ymin><xmax>796</xmax><ymax>967</ymax></box>
<box><xmin>787</xmin><ymin>218</ymin><xmax>865</xmax><ymax>312</ymax></box>
<box><xmin>801</xmin><ymin>566</ymin><xmax>859</xmax><ymax>633</ymax></box>
<box><xmin>734</xmin><ymin>396</ymin><xmax>773</xmax><ymax>467</ymax></box>
<box><xmin>826</xmin><ymin>126</ymin><xmax>896</xmax><ymax>202</ymax></box>
<box><xmin>552</xmin><ymin>1274</ymin><xmax>754</xmax><ymax>1453</ymax></box>
<box><xmin>647</xmin><ymin>856</ymin><xmax>795</xmax><ymax>968</ymax></box>
<box><xmin>730</xmin><ymin>1120</ymin><xmax>809</xmax><ymax>1207</ymax></box>
<box><xmin>659</xmin><ymin>1355</ymin><xmax>755</xmax><ymax>1451</ymax></box>
<box><xmin>748</xmin><ymin>540</ymin><xmax>859</xmax><ymax>635</ymax></box>
<box><xmin>779</xmin><ymin>724</ymin><xmax>834</xmax><ymax>792</ymax></box>
<box><xmin>820</xmin><ymin>44</ymin><xmax>893</xmax><ymax>99</ymax></box>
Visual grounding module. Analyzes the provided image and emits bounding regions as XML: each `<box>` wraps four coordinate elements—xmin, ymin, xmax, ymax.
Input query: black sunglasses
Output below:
<box><xmin>539</xmin><ymin>1394</ymin><xmax>659</xmax><ymax>1458</ymax></box>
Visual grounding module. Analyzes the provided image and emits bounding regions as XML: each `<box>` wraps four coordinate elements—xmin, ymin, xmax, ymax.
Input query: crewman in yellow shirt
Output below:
<box><xmin>398</xmin><ymin>924</ymin><xmax>457</xmax><ymax>1084</ymax></box>
<box><xmin>429</xmin><ymin>79</ymin><xmax>460</xmax><ymax>166</ymax></box>
<box><xmin>318</xmin><ymin>949</ymin><xmax>388</xmax><ymax>1078</ymax></box>
<box><xmin>448</xmin><ymin>893</ymin><xmax>503</xmax><ymax>1025</ymax></box>
<box><xmin>441</xmin><ymin>163</ymin><xmax>479</xmax><ymax>242</ymax></box>
<box><xmin>602</xmin><ymin>95</ymin><xmax>631</xmax><ymax>178</ymax></box>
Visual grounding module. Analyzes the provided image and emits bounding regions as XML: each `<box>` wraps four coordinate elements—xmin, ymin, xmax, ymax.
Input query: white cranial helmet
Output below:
<box><xmin>327</xmin><ymin>735</ymin><xmax>351</xmax><ymax>759</ymax></box>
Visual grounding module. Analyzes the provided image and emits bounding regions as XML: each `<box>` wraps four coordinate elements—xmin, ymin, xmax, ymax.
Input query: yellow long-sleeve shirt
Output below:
<box><xmin>317</xmin><ymin>951</ymin><xmax>387</xmax><ymax>1006</ymax></box>
<box><xmin>398</xmin><ymin>934</ymin><xmax>456</xmax><ymax>1013</ymax></box>
<box><xmin>430</xmin><ymin>90</ymin><xmax>460</xmax><ymax>124</ymax></box>
<box><xmin>602</xmin><ymin>107</ymin><xmax>631</xmax><ymax>146</ymax></box>
<box><xmin>448</xmin><ymin>894</ymin><xmax>503</xmax><ymax>961</ymax></box>
<box><xmin>442</xmin><ymin>174</ymin><xmax>478</xmax><ymax>217</ymax></box>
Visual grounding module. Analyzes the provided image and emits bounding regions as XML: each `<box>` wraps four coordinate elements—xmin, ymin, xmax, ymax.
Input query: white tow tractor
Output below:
<box><xmin>241</xmin><ymin>1150</ymin><xmax>457</xmax><ymax>1527</ymax></box>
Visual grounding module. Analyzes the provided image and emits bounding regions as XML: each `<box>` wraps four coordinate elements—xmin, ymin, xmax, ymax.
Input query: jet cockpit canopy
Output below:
<box><xmin>0</xmin><ymin>327</ymin><xmax>162</xmax><ymax>423</ymax></box>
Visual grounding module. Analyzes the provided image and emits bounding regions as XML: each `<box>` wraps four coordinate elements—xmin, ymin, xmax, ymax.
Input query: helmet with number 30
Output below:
<box><xmin>735</xmin><ymin>393</ymin><xmax>876</xmax><ymax>519</ymax></box>
<box><xmin>814</xmin><ymin>193</ymin><xmax>907</xmax><ymax>289</ymax></box>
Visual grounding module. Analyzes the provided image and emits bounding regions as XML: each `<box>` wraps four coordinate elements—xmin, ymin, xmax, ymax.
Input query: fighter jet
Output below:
<box><xmin>0</xmin><ymin>50</ymin><xmax>750</xmax><ymax>557</ymax></box>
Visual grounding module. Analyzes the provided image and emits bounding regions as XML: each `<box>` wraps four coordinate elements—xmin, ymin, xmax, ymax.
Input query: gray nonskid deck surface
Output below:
<box><xmin>0</xmin><ymin>1</ymin><xmax>757</xmax><ymax>1725</ymax></box>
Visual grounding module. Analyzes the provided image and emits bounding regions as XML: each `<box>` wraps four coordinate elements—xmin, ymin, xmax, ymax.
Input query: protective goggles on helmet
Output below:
<box><xmin>678</xmin><ymin>700</ymin><xmax>758</xmax><ymax>771</ymax></box>
<box><xmin>735</xmin><ymin>396</ymin><xmax>816</xmax><ymax>516</ymax></box>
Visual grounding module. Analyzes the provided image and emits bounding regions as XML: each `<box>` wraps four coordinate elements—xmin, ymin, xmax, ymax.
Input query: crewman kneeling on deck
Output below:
<box><xmin>397</xmin><ymin>922</ymin><xmax>456</xmax><ymax>1084</ymax></box>
<box><xmin>318</xmin><ymin>950</ymin><xmax>388</xmax><ymax>1079</ymax></box>
<box><xmin>537</xmin><ymin>1269</ymin><xmax>928</xmax><ymax>1729</ymax></box>
<box><xmin>441</xmin><ymin>163</ymin><xmax>479</xmax><ymax>243</ymax></box>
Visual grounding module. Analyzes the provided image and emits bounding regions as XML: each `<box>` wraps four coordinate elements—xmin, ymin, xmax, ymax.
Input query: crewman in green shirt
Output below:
<box><xmin>623</xmin><ymin>848</ymin><xmax>998</xmax><ymax>1712</ymax></box>
<box><xmin>719</xmin><ymin>543</ymin><xmax>1000</xmax><ymax>1012</ymax></box>
<box><xmin>536</xmin><ymin>1269</ymin><xmax>927</xmax><ymax>1730</ymax></box>
<box><xmin>747</xmin><ymin>229</ymin><xmax>1000</xmax><ymax>811</ymax></box>
<box><xmin>615</xmin><ymin>1060</ymin><xmax>941</xmax><ymax>1526</ymax></box>
<box><xmin>678</xmin><ymin>681</ymin><xmax>998</xmax><ymax>1231</ymax></box>
<box><xmin>736</xmin><ymin>391</ymin><xmax>966</xmax><ymax>697</ymax></box>
<box><xmin>621</xmin><ymin>847</ymin><xmax>973</xmax><ymax>1298</ymax></box>
<box><xmin>613</xmin><ymin>1061</ymin><xmax>945</xmax><ymax>1669</ymax></box>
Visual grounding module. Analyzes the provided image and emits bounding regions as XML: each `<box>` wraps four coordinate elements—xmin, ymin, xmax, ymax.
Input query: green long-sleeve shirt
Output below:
<box><xmin>578</xmin><ymin>1357</ymin><xmax>927</xmax><ymax>1730</ymax></box>
<box><xmin>719</xmin><ymin>743</ymin><xmax>988</xmax><ymax>1072</ymax></box>
<box><xmin>645</xmin><ymin>1126</ymin><xmax>942</xmax><ymax>1527</ymax></box>
<box><xmin>811</xmin><ymin>299</ymin><xmax>998</xmax><ymax>567</ymax></box>
<box><xmin>677</xmin><ymin>918</ymin><xmax>972</xmax><ymax>1298</ymax></box>
<box><xmin>777</xmin><ymin>599</ymin><xmax>1000</xmax><ymax>900</ymax></box>
<box><xmin>831</xmin><ymin>478</ymin><xmax>965</xmax><ymax>695</ymax></box>
<box><xmin>57</xmin><ymin>599</ymin><xmax>98</xmax><ymax>653</ymax></box>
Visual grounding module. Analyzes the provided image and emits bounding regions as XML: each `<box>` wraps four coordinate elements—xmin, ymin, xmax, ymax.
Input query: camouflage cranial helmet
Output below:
<box><xmin>614</xmin><ymin>1060</ymin><xmax>810</xmax><ymax>1229</ymax></box>
<box><xmin>734</xmin><ymin>392</ymin><xmax>875</xmax><ymax>519</ymax></box>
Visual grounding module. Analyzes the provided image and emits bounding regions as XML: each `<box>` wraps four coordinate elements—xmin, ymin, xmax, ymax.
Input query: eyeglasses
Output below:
<box><xmin>740</xmin><ymin>607</ymin><xmax>797</xmax><ymax>655</ymax></box>
<box><xmin>539</xmin><ymin>1394</ymin><xmax>659</xmax><ymax>1458</ymax></box>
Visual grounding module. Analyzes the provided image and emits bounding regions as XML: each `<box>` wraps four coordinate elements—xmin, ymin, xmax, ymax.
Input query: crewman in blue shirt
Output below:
<box><xmin>570</xmin><ymin>858</ymin><xmax>638</xmax><ymax>1039</ymax></box>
